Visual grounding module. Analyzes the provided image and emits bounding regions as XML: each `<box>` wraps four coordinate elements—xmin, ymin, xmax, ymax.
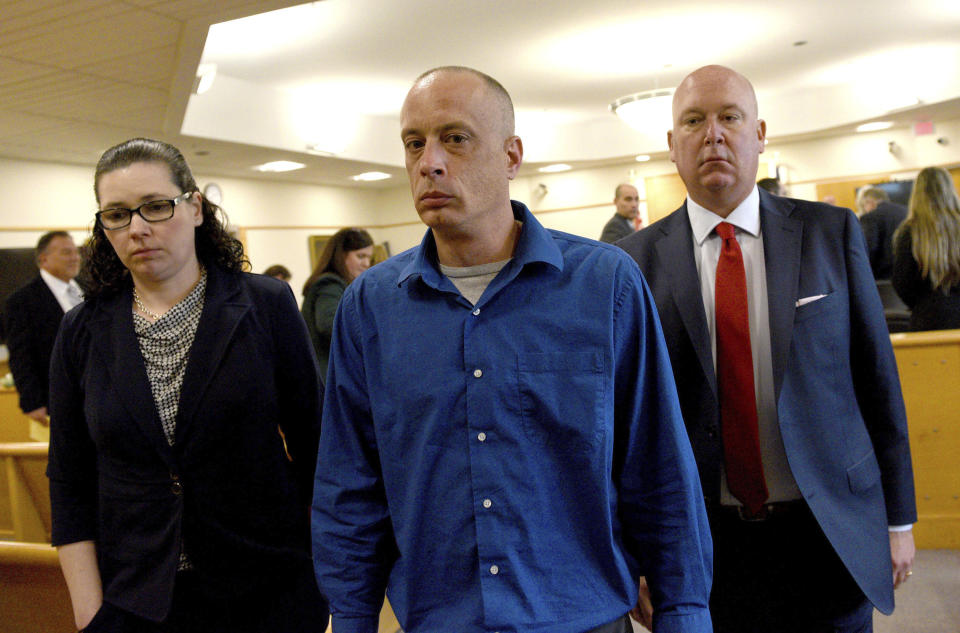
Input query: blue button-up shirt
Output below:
<box><xmin>312</xmin><ymin>202</ymin><xmax>712</xmax><ymax>633</ymax></box>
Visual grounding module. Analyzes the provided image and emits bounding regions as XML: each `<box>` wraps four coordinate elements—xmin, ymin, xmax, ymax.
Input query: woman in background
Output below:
<box><xmin>892</xmin><ymin>166</ymin><xmax>960</xmax><ymax>331</ymax></box>
<box><xmin>301</xmin><ymin>228</ymin><xmax>373</xmax><ymax>377</ymax></box>
<box><xmin>48</xmin><ymin>138</ymin><xmax>327</xmax><ymax>632</ymax></box>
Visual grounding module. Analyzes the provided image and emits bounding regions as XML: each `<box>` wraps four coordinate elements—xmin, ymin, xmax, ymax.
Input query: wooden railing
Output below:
<box><xmin>891</xmin><ymin>329</ymin><xmax>960</xmax><ymax>549</ymax></box>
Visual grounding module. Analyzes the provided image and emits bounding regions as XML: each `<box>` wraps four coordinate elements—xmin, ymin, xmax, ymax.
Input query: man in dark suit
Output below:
<box><xmin>618</xmin><ymin>65</ymin><xmax>916</xmax><ymax>632</ymax></box>
<box><xmin>3</xmin><ymin>231</ymin><xmax>82</xmax><ymax>422</ymax></box>
<box><xmin>857</xmin><ymin>186</ymin><xmax>908</xmax><ymax>280</ymax></box>
<box><xmin>599</xmin><ymin>183</ymin><xmax>640</xmax><ymax>243</ymax></box>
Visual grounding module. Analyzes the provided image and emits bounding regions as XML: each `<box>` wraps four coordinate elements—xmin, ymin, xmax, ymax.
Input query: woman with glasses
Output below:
<box><xmin>47</xmin><ymin>138</ymin><xmax>328</xmax><ymax>632</ymax></box>
<box><xmin>301</xmin><ymin>227</ymin><xmax>374</xmax><ymax>377</ymax></box>
<box><xmin>892</xmin><ymin>166</ymin><xmax>960</xmax><ymax>331</ymax></box>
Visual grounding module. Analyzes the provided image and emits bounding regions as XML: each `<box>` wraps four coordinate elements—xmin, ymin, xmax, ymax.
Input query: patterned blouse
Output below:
<box><xmin>133</xmin><ymin>270</ymin><xmax>207</xmax><ymax>569</ymax></box>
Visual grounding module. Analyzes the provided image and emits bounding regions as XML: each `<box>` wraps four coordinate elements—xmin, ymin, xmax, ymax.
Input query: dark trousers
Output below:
<box><xmin>709</xmin><ymin>502</ymin><xmax>873</xmax><ymax>633</ymax></box>
<box><xmin>82</xmin><ymin>564</ymin><xmax>329</xmax><ymax>633</ymax></box>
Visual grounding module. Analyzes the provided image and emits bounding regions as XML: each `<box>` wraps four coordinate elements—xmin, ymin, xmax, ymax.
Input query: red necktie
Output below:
<box><xmin>714</xmin><ymin>222</ymin><xmax>768</xmax><ymax>515</ymax></box>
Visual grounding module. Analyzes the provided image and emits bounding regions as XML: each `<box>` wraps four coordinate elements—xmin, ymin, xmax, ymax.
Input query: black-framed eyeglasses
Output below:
<box><xmin>96</xmin><ymin>191</ymin><xmax>194</xmax><ymax>230</ymax></box>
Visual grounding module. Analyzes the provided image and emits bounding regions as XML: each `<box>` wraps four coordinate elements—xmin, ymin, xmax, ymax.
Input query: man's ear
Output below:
<box><xmin>667</xmin><ymin>130</ymin><xmax>676</xmax><ymax>163</ymax></box>
<box><xmin>505</xmin><ymin>136</ymin><xmax>523</xmax><ymax>180</ymax></box>
<box><xmin>757</xmin><ymin>119</ymin><xmax>767</xmax><ymax>154</ymax></box>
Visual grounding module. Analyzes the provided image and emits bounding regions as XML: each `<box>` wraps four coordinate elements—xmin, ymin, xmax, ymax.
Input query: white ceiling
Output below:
<box><xmin>2</xmin><ymin>0</ymin><xmax>960</xmax><ymax>190</ymax></box>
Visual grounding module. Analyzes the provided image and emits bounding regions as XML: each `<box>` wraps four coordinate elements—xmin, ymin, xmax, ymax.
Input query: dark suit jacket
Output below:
<box><xmin>3</xmin><ymin>275</ymin><xmax>65</xmax><ymax>412</ymax></box>
<box><xmin>859</xmin><ymin>201</ymin><xmax>907</xmax><ymax>280</ymax></box>
<box><xmin>47</xmin><ymin>266</ymin><xmax>323</xmax><ymax>621</ymax></box>
<box><xmin>599</xmin><ymin>213</ymin><xmax>635</xmax><ymax>243</ymax></box>
<box><xmin>891</xmin><ymin>226</ymin><xmax>960</xmax><ymax>331</ymax></box>
<box><xmin>617</xmin><ymin>190</ymin><xmax>916</xmax><ymax>614</ymax></box>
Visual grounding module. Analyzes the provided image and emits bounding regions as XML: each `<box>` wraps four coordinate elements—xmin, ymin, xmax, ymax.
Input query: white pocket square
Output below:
<box><xmin>795</xmin><ymin>294</ymin><xmax>827</xmax><ymax>307</ymax></box>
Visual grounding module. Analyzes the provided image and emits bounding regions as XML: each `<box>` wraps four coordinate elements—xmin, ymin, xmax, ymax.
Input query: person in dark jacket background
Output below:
<box><xmin>301</xmin><ymin>227</ymin><xmax>373</xmax><ymax>377</ymax></box>
<box><xmin>892</xmin><ymin>166</ymin><xmax>960</xmax><ymax>331</ymax></box>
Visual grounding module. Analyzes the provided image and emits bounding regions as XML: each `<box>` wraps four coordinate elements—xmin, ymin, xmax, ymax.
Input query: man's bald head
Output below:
<box><xmin>673</xmin><ymin>65</ymin><xmax>758</xmax><ymax>122</ymax></box>
<box><xmin>410</xmin><ymin>66</ymin><xmax>515</xmax><ymax>139</ymax></box>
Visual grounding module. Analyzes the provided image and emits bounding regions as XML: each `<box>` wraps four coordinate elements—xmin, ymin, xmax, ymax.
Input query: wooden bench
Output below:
<box><xmin>0</xmin><ymin>540</ymin><xmax>74</xmax><ymax>633</ymax></box>
<box><xmin>891</xmin><ymin>329</ymin><xmax>960</xmax><ymax>549</ymax></box>
<box><xmin>0</xmin><ymin>442</ymin><xmax>50</xmax><ymax>542</ymax></box>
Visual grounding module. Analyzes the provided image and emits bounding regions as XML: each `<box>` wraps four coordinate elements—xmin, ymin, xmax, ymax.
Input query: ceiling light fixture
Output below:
<box><xmin>856</xmin><ymin>121</ymin><xmax>894</xmax><ymax>133</ymax></box>
<box><xmin>538</xmin><ymin>164</ymin><xmax>572</xmax><ymax>173</ymax></box>
<box><xmin>635</xmin><ymin>155</ymin><xmax>651</xmax><ymax>162</ymax></box>
<box><xmin>253</xmin><ymin>160</ymin><xmax>306</xmax><ymax>173</ymax></box>
<box><xmin>351</xmin><ymin>172</ymin><xmax>392</xmax><ymax>182</ymax></box>
<box><xmin>610</xmin><ymin>88</ymin><xmax>674</xmax><ymax>133</ymax></box>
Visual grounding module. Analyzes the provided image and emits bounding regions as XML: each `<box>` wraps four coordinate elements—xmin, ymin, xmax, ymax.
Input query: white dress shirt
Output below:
<box><xmin>686</xmin><ymin>187</ymin><xmax>802</xmax><ymax>504</ymax></box>
<box><xmin>40</xmin><ymin>268</ymin><xmax>83</xmax><ymax>314</ymax></box>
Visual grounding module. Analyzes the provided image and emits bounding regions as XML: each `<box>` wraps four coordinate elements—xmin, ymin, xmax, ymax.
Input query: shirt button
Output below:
<box><xmin>472</xmin><ymin>308</ymin><xmax>480</xmax><ymax>316</ymax></box>
<box><xmin>489</xmin><ymin>564</ymin><xmax>499</xmax><ymax>575</ymax></box>
<box><xmin>473</xmin><ymin>368</ymin><xmax>483</xmax><ymax>378</ymax></box>
<box><xmin>482</xmin><ymin>499</ymin><xmax>492</xmax><ymax>508</ymax></box>
<box><xmin>477</xmin><ymin>432</ymin><xmax>487</xmax><ymax>442</ymax></box>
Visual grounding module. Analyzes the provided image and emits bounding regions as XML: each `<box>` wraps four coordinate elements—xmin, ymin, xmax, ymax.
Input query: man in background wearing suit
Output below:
<box><xmin>599</xmin><ymin>183</ymin><xmax>640</xmax><ymax>243</ymax></box>
<box><xmin>618</xmin><ymin>65</ymin><xmax>916</xmax><ymax>632</ymax></box>
<box><xmin>3</xmin><ymin>231</ymin><xmax>82</xmax><ymax>422</ymax></box>
<box><xmin>857</xmin><ymin>186</ymin><xmax>908</xmax><ymax>280</ymax></box>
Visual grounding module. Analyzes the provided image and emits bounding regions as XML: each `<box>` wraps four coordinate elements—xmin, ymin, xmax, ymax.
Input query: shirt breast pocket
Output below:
<box><xmin>517</xmin><ymin>351</ymin><xmax>604</xmax><ymax>455</ymax></box>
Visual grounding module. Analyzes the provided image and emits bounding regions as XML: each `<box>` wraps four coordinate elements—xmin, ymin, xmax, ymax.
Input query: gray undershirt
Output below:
<box><xmin>439</xmin><ymin>259</ymin><xmax>510</xmax><ymax>305</ymax></box>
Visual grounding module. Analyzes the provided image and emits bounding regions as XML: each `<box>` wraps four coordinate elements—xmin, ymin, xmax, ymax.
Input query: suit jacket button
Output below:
<box><xmin>171</xmin><ymin>480</ymin><xmax>183</xmax><ymax>495</ymax></box>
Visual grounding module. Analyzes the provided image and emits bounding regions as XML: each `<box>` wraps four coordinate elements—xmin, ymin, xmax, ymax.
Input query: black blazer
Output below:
<box><xmin>47</xmin><ymin>266</ymin><xmax>323</xmax><ymax>621</ymax></box>
<box><xmin>599</xmin><ymin>213</ymin><xmax>635</xmax><ymax>244</ymax></box>
<box><xmin>617</xmin><ymin>191</ymin><xmax>916</xmax><ymax>614</ymax></box>
<box><xmin>3</xmin><ymin>275</ymin><xmax>65</xmax><ymax>412</ymax></box>
<box><xmin>859</xmin><ymin>201</ymin><xmax>907</xmax><ymax>280</ymax></box>
<box><xmin>891</xmin><ymin>226</ymin><xmax>960</xmax><ymax>330</ymax></box>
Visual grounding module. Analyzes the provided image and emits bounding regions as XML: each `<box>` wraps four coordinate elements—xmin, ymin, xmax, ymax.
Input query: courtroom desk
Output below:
<box><xmin>891</xmin><ymin>329</ymin><xmax>960</xmax><ymax>549</ymax></box>
<box><xmin>0</xmin><ymin>389</ymin><xmax>32</xmax><ymax>442</ymax></box>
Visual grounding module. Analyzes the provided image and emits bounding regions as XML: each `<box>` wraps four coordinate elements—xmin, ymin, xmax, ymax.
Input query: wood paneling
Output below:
<box><xmin>644</xmin><ymin>172</ymin><xmax>687</xmax><ymax>224</ymax></box>
<box><xmin>815</xmin><ymin>177</ymin><xmax>887</xmax><ymax>212</ymax></box>
<box><xmin>891</xmin><ymin>329</ymin><xmax>960</xmax><ymax>549</ymax></box>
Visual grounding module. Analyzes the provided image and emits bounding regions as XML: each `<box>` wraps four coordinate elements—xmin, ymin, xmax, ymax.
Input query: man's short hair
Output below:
<box><xmin>36</xmin><ymin>231</ymin><xmax>71</xmax><ymax>260</ymax></box>
<box><xmin>412</xmin><ymin>66</ymin><xmax>515</xmax><ymax>136</ymax></box>
<box><xmin>614</xmin><ymin>183</ymin><xmax>634</xmax><ymax>199</ymax></box>
<box><xmin>859</xmin><ymin>186</ymin><xmax>890</xmax><ymax>203</ymax></box>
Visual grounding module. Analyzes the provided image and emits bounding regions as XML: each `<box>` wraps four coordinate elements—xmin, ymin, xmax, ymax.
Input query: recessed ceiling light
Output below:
<box><xmin>351</xmin><ymin>171</ymin><xmax>392</xmax><ymax>182</ymax></box>
<box><xmin>538</xmin><ymin>164</ymin><xmax>572</xmax><ymax>173</ymax></box>
<box><xmin>856</xmin><ymin>121</ymin><xmax>894</xmax><ymax>133</ymax></box>
<box><xmin>635</xmin><ymin>155</ymin><xmax>651</xmax><ymax>162</ymax></box>
<box><xmin>253</xmin><ymin>161</ymin><xmax>306</xmax><ymax>172</ymax></box>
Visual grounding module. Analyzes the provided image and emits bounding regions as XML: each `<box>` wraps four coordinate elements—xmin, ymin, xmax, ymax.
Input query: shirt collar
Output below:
<box><xmin>686</xmin><ymin>186</ymin><xmax>761</xmax><ymax>245</ymax></box>
<box><xmin>398</xmin><ymin>200</ymin><xmax>563</xmax><ymax>288</ymax></box>
<box><xmin>39</xmin><ymin>267</ymin><xmax>76</xmax><ymax>294</ymax></box>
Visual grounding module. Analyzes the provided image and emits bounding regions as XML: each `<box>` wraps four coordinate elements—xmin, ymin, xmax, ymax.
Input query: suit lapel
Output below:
<box><xmin>760</xmin><ymin>192</ymin><xmax>803</xmax><ymax>402</ymax></box>
<box><xmin>655</xmin><ymin>208</ymin><xmax>717</xmax><ymax>396</ymax></box>
<box><xmin>88</xmin><ymin>290</ymin><xmax>174</xmax><ymax>464</ymax></box>
<box><xmin>175</xmin><ymin>267</ymin><xmax>250</xmax><ymax>444</ymax></box>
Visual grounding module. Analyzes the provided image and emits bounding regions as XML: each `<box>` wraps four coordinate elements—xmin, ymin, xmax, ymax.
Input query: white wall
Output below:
<box><xmin>2</xmin><ymin>117</ymin><xmax>960</xmax><ymax>283</ymax></box>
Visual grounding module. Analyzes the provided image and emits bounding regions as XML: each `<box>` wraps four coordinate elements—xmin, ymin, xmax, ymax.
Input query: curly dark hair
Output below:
<box><xmin>84</xmin><ymin>138</ymin><xmax>247</xmax><ymax>298</ymax></box>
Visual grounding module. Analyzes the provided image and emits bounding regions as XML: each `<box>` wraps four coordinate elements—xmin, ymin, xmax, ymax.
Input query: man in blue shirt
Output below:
<box><xmin>312</xmin><ymin>66</ymin><xmax>712</xmax><ymax>633</ymax></box>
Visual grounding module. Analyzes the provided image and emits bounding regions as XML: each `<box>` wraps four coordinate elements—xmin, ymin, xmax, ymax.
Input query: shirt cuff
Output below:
<box><xmin>653</xmin><ymin>608</ymin><xmax>713</xmax><ymax>633</ymax></box>
<box><xmin>888</xmin><ymin>524</ymin><xmax>913</xmax><ymax>532</ymax></box>
<box><xmin>330</xmin><ymin>614</ymin><xmax>380</xmax><ymax>633</ymax></box>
